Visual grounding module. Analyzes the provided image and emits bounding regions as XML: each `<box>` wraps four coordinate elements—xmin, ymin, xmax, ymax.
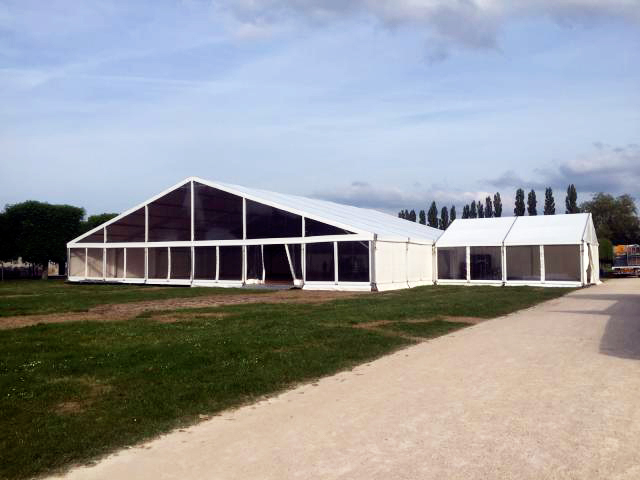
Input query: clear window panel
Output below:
<box><xmin>193</xmin><ymin>182</ymin><xmax>243</xmax><ymax>240</ymax></box>
<box><xmin>170</xmin><ymin>247</ymin><xmax>191</xmax><ymax>280</ymax></box>
<box><xmin>107</xmin><ymin>208</ymin><xmax>145</xmax><ymax>242</ymax></box>
<box><xmin>148</xmin><ymin>247</ymin><xmax>168</xmax><ymax>278</ymax></box>
<box><xmin>246</xmin><ymin>245</ymin><xmax>263</xmax><ymax>280</ymax></box>
<box><xmin>544</xmin><ymin>245</ymin><xmax>581</xmax><ymax>281</ymax></box>
<box><xmin>437</xmin><ymin>247</ymin><xmax>467</xmax><ymax>280</ymax></box>
<box><xmin>305</xmin><ymin>242</ymin><xmax>335</xmax><ymax>282</ymax></box>
<box><xmin>69</xmin><ymin>248</ymin><xmax>86</xmax><ymax>277</ymax></box>
<box><xmin>106</xmin><ymin>248</ymin><xmax>124</xmax><ymax>278</ymax></box>
<box><xmin>246</xmin><ymin>200</ymin><xmax>302</xmax><ymax>239</ymax></box>
<box><xmin>288</xmin><ymin>244</ymin><xmax>303</xmax><ymax>280</ymax></box>
<box><xmin>148</xmin><ymin>183</ymin><xmax>191</xmax><ymax>242</ymax></box>
<box><xmin>305</xmin><ymin>218</ymin><xmax>353</xmax><ymax>236</ymax></box>
<box><xmin>219</xmin><ymin>246</ymin><xmax>242</xmax><ymax>280</ymax></box>
<box><xmin>78</xmin><ymin>228</ymin><xmax>104</xmax><ymax>243</ymax></box>
<box><xmin>86</xmin><ymin>249</ymin><xmax>103</xmax><ymax>277</ymax></box>
<box><xmin>507</xmin><ymin>246</ymin><xmax>540</xmax><ymax>281</ymax></box>
<box><xmin>470</xmin><ymin>246</ymin><xmax>502</xmax><ymax>280</ymax></box>
<box><xmin>194</xmin><ymin>247</ymin><xmax>216</xmax><ymax>280</ymax></box>
<box><xmin>338</xmin><ymin>241</ymin><xmax>369</xmax><ymax>282</ymax></box>
<box><xmin>125</xmin><ymin>248</ymin><xmax>145</xmax><ymax>278</ymax></box>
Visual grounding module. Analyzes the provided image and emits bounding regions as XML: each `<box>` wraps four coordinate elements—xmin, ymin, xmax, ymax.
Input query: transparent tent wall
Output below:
<box><xmin>106</xmin><ymin>248</ymin><xmax>124</xmax><ymax>278</ymax></box>
<box><xmin>86</xmin><ymin>249</ymin><xmax>104</xmax><ymax>277</ymax></box>
<box><xmin>544</xmin><ymin>245</ymin><xmax>581</xmax><ymax>282</ymax></box>
<box><xmin>506</xmin><ymin>246</ymin><xmax>540</xmax><ymax>281</ymax></box>
<box><xmin>148</xmin><ymin>247</ymin><xmax>168</xmax><ymax>279</ymax></box>
<box><xmin>170</xmin><ymin>247</ymin><xmax>191</xmax><ymax>280</ymax></box>
<box><xmin>337</xmin><ymin>241</ymin><xmax>369</xmax><ymax>282</ymax></box>
<box><xmin>437</xmin><ymin>247</ymin><xmax>466</xmax><ymax>280</ymax></box>
<box><xmin>305</xmin><ymin>242</ymin><xmax>334</xmax><ymax>282</ymax></box>
<box><xmin>69</xmin><ymin>248</ymin><xmax>86</xmax><ymax>277</ymax></box>
<box><xmin>125</xmin><ymin>248</ymin><xmax>145</xmax><ymax>279</ymax></box>
<box><xmin>470</xmin><ymin>246</ymin><xmax>502</xmax><ymax>281</ymax></box>
<box><xmin>194</xmin><ymin>246</ymin><xmax>216</xmax><ymax>280</ymax></box>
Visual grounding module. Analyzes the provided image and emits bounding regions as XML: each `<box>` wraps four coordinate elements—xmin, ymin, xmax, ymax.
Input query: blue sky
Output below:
<box><xmin>1</xmin><ymin>0</ymin><xmax>639</xmax><ymax>216</ymax></box>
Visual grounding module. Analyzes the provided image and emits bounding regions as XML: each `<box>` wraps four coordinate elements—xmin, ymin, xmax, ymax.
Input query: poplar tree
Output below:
<box><xmin>514</xmin><ymin>189</ymin><xmax>525</xmax><ymax>216</ymax></box>
<box><xmin>427</xmin><ymin>202</ymin><xmax>438</xmax><ymax>228</ymax></box>
<box><xmin>470</xmin><ymin>201</ymin><xmax>478</xmax><ymax>218</ymax></box>
<box><xmin>409</xmin><ymin>209</ymin><xmax>417</xmax><ymax>222</ymax></box>
<box><xmin>485</xmin><ymin>196</ymin><xmax>493</xmax><ymax>218</ymax></box>
<box><xmin>450</xmin><ymin>205</ymin><xmax>457</xmax><ymax>223</ymax></box>
<box><xmin>527</xmin><ymin>189</ymin><xmax>537</xmax><ymax>216</ymax></box>
<box><xmin>418</xmin><ymin>209</ymin><xmax>426</xmax><ymax>225</ymax></box>
<box><xmin>565</xmin><ymin>184</ymin><xmax>579</xmax><ymax>213</ymax></box>
<box><xmin>439</xmin><ymin>206</ymin><xmax>449</xmax><ymax>230</ymax></box>
<box><xmin>544</xmin><ymin>187</ymin><xmax>555</xmax><ymax>215</ymax></box>
<box><xmin>493</xmin><ymin>192</ymin><xmax>503</xmax><ymax>217</ymax></box>
<box><xmin>478</xmin><ymin>202</ymin><xmax>485</xmax><ymax>218</ymax></box>
<box><xmin>462</xmin><ymin>205</ymin><xmax>470</xmax><ymax>219</ymax></box>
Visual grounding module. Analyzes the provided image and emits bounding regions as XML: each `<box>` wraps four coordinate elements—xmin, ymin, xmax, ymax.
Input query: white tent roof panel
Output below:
<box><xmin>435</xmin><ymin>217</ymin><xmax>517</xmax><ymax>247</ymax></box>
<box><xmin>504</xmin><ymin>213</ymin><xmax>597</xmax><ymax>246</ymax></box>
<box><xmin>435</xmin><ymin>213</ymin><xmax>597</xmax><ymax>248</ymax></box>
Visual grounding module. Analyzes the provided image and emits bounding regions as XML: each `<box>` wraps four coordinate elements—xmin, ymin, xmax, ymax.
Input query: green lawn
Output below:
<box><xmin>0</xmin><ymin>282</ymin><xmax>571</xmax><ymax>479</ymax></box>
<box><xmin>0</xmin><ymin>279</ymin><xmax>265</xmax><ymax>317</ymax></box>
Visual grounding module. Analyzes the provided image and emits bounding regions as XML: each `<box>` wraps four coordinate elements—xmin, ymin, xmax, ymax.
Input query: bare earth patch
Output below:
<box><xmin>53</xmin><ymin>377</ymin><xmax>112</xmax><ymax>415</ymax></box>
<box><xmin>0</xmin><ymin>289</ymin><xmax>365</xmax><ymax>330</ymax></box>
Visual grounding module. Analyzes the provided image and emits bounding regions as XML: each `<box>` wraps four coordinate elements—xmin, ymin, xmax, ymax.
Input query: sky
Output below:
<box><xmin>1</xmin><ymin>0</ymin><xmax>639</xmax><ymax>217</ymax></box>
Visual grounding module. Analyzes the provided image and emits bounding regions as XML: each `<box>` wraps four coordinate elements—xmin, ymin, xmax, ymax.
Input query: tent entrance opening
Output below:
<box><xmin>263</xmin><ymin>244</ymin><xmax>294</xmax><ymax>285</ymax></box>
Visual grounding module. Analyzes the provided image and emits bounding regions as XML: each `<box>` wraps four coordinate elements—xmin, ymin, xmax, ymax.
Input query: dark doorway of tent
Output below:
<box><xmin>246</xmin><ymin>244</ymin><xmax>303</xmax><ymax>288</ymax></box>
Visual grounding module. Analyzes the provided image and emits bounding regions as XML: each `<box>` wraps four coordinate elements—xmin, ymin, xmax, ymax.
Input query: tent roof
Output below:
<box><xmin>70</xmin><ymin>177</ymin><xmax>442</xmax><ymax>244</ymax></box>
<box><xmin>436</xmin><ymin>213</ymin><xmax>597</xmax><ymax>248</ymax></box>
<box><xmin>504</xmin><ymin>213</ymin><xmax>597</xmax><ymax>246</ymax></box>
<box><xmin>435</xmin><ymin>217</ymin><xmax>517</xmax><ymax>247</ymax></box>
<box><xmin>206</xmin><ymin>178</ymin><xmax>442</xmax><ymax>243</ymax></box>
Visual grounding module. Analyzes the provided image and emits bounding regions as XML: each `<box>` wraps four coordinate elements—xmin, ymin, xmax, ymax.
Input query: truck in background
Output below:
<box><xmin>612</xmin><ymin>244</ymin><xmax>640</xmax><ymax>276</ymax></box>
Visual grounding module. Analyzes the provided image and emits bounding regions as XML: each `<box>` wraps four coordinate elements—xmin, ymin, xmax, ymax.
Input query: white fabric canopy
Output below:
<box><xmin>435</xmin><ymin>217</ymin><xmax>516</xmax><ymax>247</ymax></box>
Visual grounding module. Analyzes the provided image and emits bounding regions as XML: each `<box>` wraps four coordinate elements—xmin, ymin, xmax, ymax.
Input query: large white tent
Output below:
<box><xmin>67</xmin><ymin>177</ymin><xmax>441</xmax><ymax>291</ymax></box>
<box><xmin>436</xmin><ymin>213</ymin><xmax>600</xmax><ymax>287</ymax></box>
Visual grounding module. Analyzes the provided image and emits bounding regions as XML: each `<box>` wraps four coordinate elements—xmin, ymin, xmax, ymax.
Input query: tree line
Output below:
<box><xmin>0</xmin><ymin>201</ymin><xmax>117</xmax><ymax>277</ymax></box>
<box><xmin>399</xmin><ymin>184</ymin><xmax>640</xmax><ymax>247</ymax></box>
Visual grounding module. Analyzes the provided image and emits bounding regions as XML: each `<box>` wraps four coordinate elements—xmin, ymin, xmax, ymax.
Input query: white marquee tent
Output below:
<box><xmin>67</xmin><ymin>177</ymin><xmax>442</xmax><ymax>291</ymax></box>
<box><xmin>436</xmin><ymin>213</ymin><xmax>600</xmax><ymax>287</ymax></box>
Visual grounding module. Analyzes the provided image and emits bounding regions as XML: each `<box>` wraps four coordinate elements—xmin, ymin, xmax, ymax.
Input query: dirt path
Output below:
<box><xmin>49</xmin><ymin>279</ymin><xmax>640</xmax><ymax>480</ymax></box>
<box><xmin>0</xmin><ymin>290</ymin><xmax>362</xmax><ymax>330</ymax></box>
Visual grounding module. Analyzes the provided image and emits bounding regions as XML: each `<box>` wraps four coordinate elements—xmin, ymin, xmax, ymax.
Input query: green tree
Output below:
<box><xmin>2</xmin><ymin>201</ymin><xmax>85</xmax><ymax>277</ymax></box>
<box><xmin>427</xmin><ymin>202</ymin><xmax>438</xmax><ymax>228</ymax></box>
<box><xmin>450</xmin><ymin>205</ymin><xmax>457</xmax><ymax>223</ymax></box>
<box><xmin>565</xmin><ymin>184</ymin><xmax>579</xmax><ymax>213</ymax></box>
<box><xmin>527</xmin><ymin>189</ymin><xmax>537</xmax><ymax>216</ymax></box>
<box><xmin>408</xmin><ymin>209</ymin><xmax>417</xmax><ymax>222</ymax></box>
<box><xmin>470</xmin><ymin>201</ymin><xmax>478</xmax><ymax>218</ymax></box>
<box><xmin>544</xmin><ymin>187</ymin><xmax>555</xmax><ymax>215</ymax></box>
<box><xmin>598</xmin><ymin>238</ymin><xmax>613</xmax><ymax>267</ymax></box>
<box><xmin>485</xmin><ymin>196</ymin><xmax>493</xmax><ymax>218</ymax></box>
<box><xmin>514</xmin><ymin>188</ymin><xmax>525</xmax><ymax>216</ymax></box>
<box><xmin>439</xmin><ymin>206</ymin><xmax>449</xmax><ymax>230</ymax></box>
<box><xmin>398</xmin><ymin>210</ymin><xmax>405</xmax><ymax>219</ymax></box>
<box><xmin>581</xmin><ymin>193</ymin><xmax>640</xmax><ymax>245</ymax></box>
<box><xmin>478</xmin><ymin>202</ymin><xmax>485</xmax><ymax>218</ymax></box>
<box><xmin>462</xmin><ymin>205</ymin><xmax>470</xmax><ymax>219</ymax></box>
<box><xmin>493</xmin><ymin>192</ymin><xmax>503</xmax><ymax>217</ymax></box>
<box><xmin>418</xmin><ymin>209</ymin><xmax>426</xmax><ymax>225</ymax></box>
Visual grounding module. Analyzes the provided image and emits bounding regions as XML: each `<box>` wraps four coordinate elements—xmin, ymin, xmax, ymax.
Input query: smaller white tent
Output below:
<box><xmin>436</xmin><ymin>213</ymin><xmax>599</xmax><ymax>287</ymax></box>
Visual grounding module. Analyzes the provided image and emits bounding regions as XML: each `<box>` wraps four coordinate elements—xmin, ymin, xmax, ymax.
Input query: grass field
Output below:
<box><xmin>0</xmin><ymin>280</ymin><xmax>572</xmax><ymax>479</ymax></box>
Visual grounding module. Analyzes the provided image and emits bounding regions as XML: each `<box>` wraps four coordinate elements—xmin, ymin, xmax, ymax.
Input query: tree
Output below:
<box><xmin>2</xmin><ymin>201</ymin><xmax>85</xmax><ymax>277</ymax></box>
<box><xmin>450</xmin><ymin>205</ymin><xmax>457</xmax><ymax>223</ymax></box>
<box><xmin>527</xmin><ymin>189</ymin><xmax>537</xmax><ymax>216</ymax></box>
<box><xmin>565</xmin><ymin>184</ymin><xmax>579</xmax><ymax>213</ymax></box>
<box><xmin>598</xmin><ymin>238</ymin><xmax>613</xmax><ymax>266</ymax></box>
<box><xmin>514</xmin><ymin>188</ymin><xmax>525</xmax><ymax>216</ymax></box>
<box><xmin>485</xmin><ymin>196</ymin><xmax>493</xmax><ymax>218</ymax></box>
<box><xmin>397</xmin><ymin>211</ymin><xmax>404</xmax><ymax>219</ymax></box>
<box><xmin>469</xmin><ymin>201</ymin><xmax>478</xmax><ymax>218</ymax></box>
<box><xmin>493</xmin><ymin>192</ymin><xmax>503</xmax><ymax>217</ymax></box>
<box><xmin>80</xmin><ymin>213</ymin><xmax>118</xmax><ymax>234</ymax></box>
<box><xmin>418</xmin><ymin>209</ymin><xmax>426</xmax><ymax>225</ymax></box>
<box><xmin>427</xmin><ymin>202</ymin><xmax>438</xmax><ymax>228</ymax></box>
<box><xmin>478</xmin><ymin>202</ymin><xmax>484</xmax><ymax>218</ymax></box>
<box><xmin>462</xmin><ymin>205</ymin><xmax>470</xmax><ymax>219</ymax></box>
<box><xmin>581</xmin><ymin>193</ymin><xmax>640</xmax><ymax>245</ymax></box>
<box><xmin>544</xmin><ymin>187</ymin><xmax>555</xmax><ymax>215</ymax></box>
<box><xmin>439</xmin><ymin>206</ymin><xmax>449</xmax><ymax>230</ymax></box>
<box><xmin>408</xmin><ymin>209</ymin><xmax>417</xmax><ymax>222</ymax></box>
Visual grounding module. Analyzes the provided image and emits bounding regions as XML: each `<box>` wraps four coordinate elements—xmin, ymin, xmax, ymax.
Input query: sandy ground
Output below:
<box><xmin>50</xmin><ymin>279</ymin><xmax>640</xmax><ymax>480</ymax></box>
<box><xmin>0</xmin><ymin>289</ymin><xmax>362</xmax><ymax>329</ymax></box>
